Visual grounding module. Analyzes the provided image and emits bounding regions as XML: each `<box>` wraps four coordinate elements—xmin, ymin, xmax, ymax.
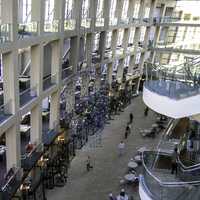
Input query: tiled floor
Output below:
<box><xmin>47</xmin><ymin>95</ymin><xmax>161</xmax><ymax>200</ymax></box>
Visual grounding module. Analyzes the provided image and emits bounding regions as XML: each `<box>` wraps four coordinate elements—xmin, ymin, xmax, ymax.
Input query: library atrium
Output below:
<box><xmin>0</xmin><ymin>0</ymin><xmax>200</xmax><ymax>199</ymax></box>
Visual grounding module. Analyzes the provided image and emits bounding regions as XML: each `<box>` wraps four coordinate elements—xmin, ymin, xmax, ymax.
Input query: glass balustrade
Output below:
<box><xmin>109</xmin><ymin>18</ymin><xmax>118</xmax><ymax>26</ymax></box>
<box><xmin>19</xmin><ymin>86</ymin><xmax>37</xmax><ymax>107</ymax></box>
<box><xmin>0</xmin><ymin>100</ymin><xmax>12</xmax><ymax>124</ymax></box>
<box><xmin>95</xmin><ymin>18</ymin><xmax>105</xmax><ymax>27</ymax></box>
<box><xmin>144</xmin><ymin>57</ymin><xmax>200</xmax><ymax>100</ymax></box>
<box><xmin>0</xmin><ymin>24</ymin><xmax>12</xmax><ymax>43</ymax></box>
<box><xmin>44</xmin><ymin>20</ymin><xmax>60</xmax><ymax>32</ymax></box>
<box><xmin>0</xmin><ymin>168</ymin><xmax>23</xmax><ymax>200</ymax></box>
<box><xmin>64</xmin><ymin>19</ymin><xmax>76</xmax><ymax>31</ymax></box>
<box><xmin>18</xmin><ymin>21</ymin><xmax>38</xmax><ymax>39</ymax></box>
<box><xmin>141</xmin><ymin>151</ymin><xmax>200</xmax><ymax>200</ymax></box>
<box><xmin>43</xmin><ymin>74</ymin><xmax>57</xmax><ymax>91</ymax></box>
<box><xmin>81</xmin><ymin>18</ymin><xmax>91</xmax><ymax>29</ymax></box>
<box><xmin>62</xmin><ymin>66</ymin><xmax>73</xmax><ymax>80</ymax></box>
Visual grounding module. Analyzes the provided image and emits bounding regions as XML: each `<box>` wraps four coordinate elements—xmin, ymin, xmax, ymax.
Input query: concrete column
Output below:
<box><xmin>31</xmin><ymin>105</ymin><xmax>42</xmax><ymax>143</ymax></box>
<box><xmin>49</xmin><ymin>91</ymin><xmax>60</xmax><ymax>130</ymax></box>
<box><xmin>107</xmin><ymin>63</ymin><xmax>113</xmax><ymax>85</ymax></box>
<box><xmin>54</xmin><ymin>0</ymin><xmax>65</xmax><ymax>32</ymax></box>
<box><xmin>99</xmin><ymin>31</ymin><xmax>107</xmax><ymax>62</ymax></box>
<box><xmin>128</xmin><ymin>55</ymin><xmax>135</xmax><ymax>74</ymax></box>
<box><xmin>122</xmin><ymin>28</ymin><xmax>130</xmax><ymax>54</ymax></box>
<box><xmin>127</xmin><ymin>0</ymin><xmax>136</xmax><ymax>18</ymax></box>
<box><xmin>111</xmin><ymin>30</ymin><xmax>118</xmax><ymax>58</ymax></box>
<box><xmin>116</xmin><ymin>59</ymin><xmax>124</xmax><ymax>83</ymax></box>
<box><xmin>74</xmin><ymin>0</ymin><xmax>83</xmax><ymax>32</ymax></box>
<box><xmin>136</xmin><ymin>52</ymin><xmax>145</xmax><ymax>92</ymax></box>
<box><xmin>6</xmin><ymin>125</ymin><xmax>21</xmax><ymax>171</ymax></box>
<box><xmin>32</xmin><ymin>0</ymin><xmax>45</xmax><ymax>35</ymax></box>
<box><xmin>150</xmin><ymin>3</ymin><xmax>166</xmax><ymax>63</ymax></box>
<box><xmin>2</xmin><ymin>51</ymin><xmax>19</xmax><ymax>114</ymax></box>
<box><xmin>103</xmin><ymin>0</ymin><xmax>111</xmax><ymax>29</ymax></box>
<box><xmin>116</xmin><ymin>0</ymin><xmax>124</xmax><ymax>24</ymax></box>
<box><xmin>30</xmin><ymin>44</ymin><xmax>44</xmax><ymax>95</ymax></box>
<box><xmin>69</xmin><ymin>36</ymin><xmax>80</xmax><ymax>73</ymax></box>
<box><xmin>86</xmin><ymin>33</ymin><xmax>94</xmax><ymax>66</ymax></box>
<box><xmin>1</xmin><ymin>0</ymin><xmax>18</xmax><ymax>41</ymax></box>
<box><xmin>90</xmin><ymin>0</ymin><xmax>98</xmax><ymax>30</ymax></box>
<box><xmin>138</xmin><ymin>0</ymin><xmax>146</xmax><ymax>22</ymax></box>
<box><xmin>51</xmin><ymin>40</ymin><xmax>62</xmax><ymax>85</ymax></box>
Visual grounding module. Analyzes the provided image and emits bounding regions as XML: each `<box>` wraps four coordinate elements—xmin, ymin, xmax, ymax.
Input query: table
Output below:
<box><xmin>124</xmin><ymin>173</ymin><xmax>136</xmax><ymax>182</ymax></box>
<box><xmin>137</xmin><ymin>147</ymin><xmax>148</xmax><ymax>153</ymax></box>
<box><xmin>134</xmin><ymin>155</ymin><xmax>141</xmax><ymax>162</ymax></box>
<box><xmin>128</xmin><ymin>161</ymin><xmax>138</xmax><ymax>169</ymax></box>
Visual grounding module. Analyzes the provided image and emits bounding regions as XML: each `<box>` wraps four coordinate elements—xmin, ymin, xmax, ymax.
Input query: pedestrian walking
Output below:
<box><xmin>144</xmin><ymin>106</ymin><xmax>149</xmax><ymax>117</ymax></box>
<box><xmin>118</xmin><ymin>141</ymin><xmax>125</xmax><ymax>156</ymax></box>
<box><xmin>129</xmin><ymin>113</ymin><xmax>133</xmax><ymax>124</ymax></box>
<box><xmin>86</xmin><ymin>156</ymin><xmax>93</xmax><ymax>172</ymax></box>
<box><xmin>125</xmin><ymin>123</ymin><xmax>131</xmax><ymax>139</ymax></box>
<box><xmin>171</xmin><ymin>147</ymin><xmax>178</xmax><ymax>175</ymax></box>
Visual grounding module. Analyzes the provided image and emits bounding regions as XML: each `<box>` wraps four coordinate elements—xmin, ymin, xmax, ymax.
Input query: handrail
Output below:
<box><xmin>178</xmin><ymin>156</ymin><xmax>200</xmax><ymax>172</ymax></box>
<box><xmin>142</xmin><ymin>151</ymin><xmax>200</xmax><ymax>187</ymax></box>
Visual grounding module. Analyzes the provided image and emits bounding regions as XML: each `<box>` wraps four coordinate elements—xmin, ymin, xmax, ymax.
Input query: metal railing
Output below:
<box><xmin>19</xmin><ymin>86</ymin><xmax>37</xmax><ymax>107</ymax></box>
<box><xmin>144</xmin><ymin>57</ymin><xmax>200</xmax><ymax>100</ymax></box>
<box><xmin>0</xmin><ymin>23</ymin><xmax>12</xmax><ymax>43</ymax></box>
<box><xmin>62</xmin><ymin>66</ymin><xmax>73</xmax><ymax>80</ymax></box>
<box><xmin>18</xmin><ymin>21</ymin><xmax>38</xmax><ymax>38</ymax></box>
<box><xmin>0</xmin><ymin>100</ymin><xmax>12</xmax><ymax>116</ymax></box>
<box><xmin>64</xmin><ymin>19</ymin><xmax>76</xmax><ymax>31</ymax></box>
<box><xmin>81</xmin><ymin>18</ymin><xmax>91</xmax><ymax>29</ymax></box>
<box><xmin>0</xmin><ymin>167</ymin><xmax>23</xmax><ymax>200</ymax></box>
<box><xmin>44</xmin><ymin>20</ymin><xmax>60</xmax><ymax>32</ymax></box>
<box><xmin>95</xmin><ymin>18</ymin><xmax>105</xmax><ymax>27</ymax></box>
<box><xmin>141</xmin><ymin>151</ymin><xmax>200</xmax><ymax>200</ymax></box>
<box><xmin>43</xmin><ymin>74</ymin><xmax>57</xmax><ymax>91</ymax></box>
<box><xmin>109</xmin><ymin>18</ymin><xmax>118</xmax><ymax>26</ymax></box>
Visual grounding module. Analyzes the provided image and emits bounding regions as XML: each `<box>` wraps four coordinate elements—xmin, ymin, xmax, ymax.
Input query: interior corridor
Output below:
<box><xmin>47</xmin><ymin>96</ymin><xmax>161</xmax><ymax>200</ymax></box>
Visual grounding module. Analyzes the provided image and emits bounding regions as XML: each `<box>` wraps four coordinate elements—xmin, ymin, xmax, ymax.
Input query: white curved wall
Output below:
<box><xmin>143</xmin><ymin>86</ymin><xmax>200</xmax><ymax>119</ymax></box>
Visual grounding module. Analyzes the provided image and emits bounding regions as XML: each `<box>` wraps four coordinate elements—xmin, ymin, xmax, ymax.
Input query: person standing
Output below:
<box><xmin>118</xmin><ymin>141</ymin><xmax>125</xmax><ymax>156</ymax></box>
<box><xmin>144</xmin><ymin>106</ymin><xmax>149</xmax><ymax>117</ymax></box>
<box><xmin>108</xmin><ymin>193</ymin><xmax>116</xmax><ymax>200</ymax></box>
<box><xmin>86</xmin><ymin>156</ymin><xmax>93</xmax><ymax>172</ymax></box>
<box><xmin>171</xmin><ymin>147</ymin><xmax>178</xmax><ymax>175</ymax></box>
<box><xmin>129</xmin><ymin>113</ymin><xmax>133</xmax><ymax>124</ymax></box>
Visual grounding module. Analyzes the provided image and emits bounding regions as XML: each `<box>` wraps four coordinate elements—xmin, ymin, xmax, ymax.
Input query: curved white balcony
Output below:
<box><xmin>143</xmin><ymin>80</ymin><xmax>200</xmax><ymax>118</ymax></box>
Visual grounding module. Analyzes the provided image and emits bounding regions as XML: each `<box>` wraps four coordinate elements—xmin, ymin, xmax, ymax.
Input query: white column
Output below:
<box><xmin>31</xmin><ymin>0</ymin><xmax>45</xmax><ymax>35</ymax></box>
<box><xmin>6</xmin><ymin>125</ymin><xmax>21</xmax><ymax>171</ymax></box>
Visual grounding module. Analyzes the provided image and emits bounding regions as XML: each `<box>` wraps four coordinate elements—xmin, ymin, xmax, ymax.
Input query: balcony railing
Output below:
<box><xmin>44</xmin><ymin>20</ymin><xmax>60</xmax><ymax>32</ymax></box>
<box><xmin>0</xmin><ymin>168</ymin><xmax>23</xmax><ymax>200</ymax></box>
<box><xmin>64</xmin><ymin>19</ymin><xmax>76</xmax><ymax>31</ymax></box>
<box><xmin>19</xmin><ymin>86</ymin><xmax>37</xmax><ymax>107</ymax></box>
<box><xmin>18</xmin><ymin>22</ymin><xmax>38</xmax><ymax>39</ymax></box>
<box><xmin>81</xmin><ymin>18</ymin><xmax>91</xmax><ymax>29</ymax></box>
<box><xmin>109</xmin><ymin>18</ymin><xmax>118</xmax><ymax>26</ymax></box>
<box><xmin>121</xmin><ymin>18</ymin><xmax>129</xmax><ymax>25</ymax></box>
<box><xmin>95</xmin><ymin>18</ymin><xmax>105</xmax><ymax>27</ymax></box>
<box><xmin>42</xmin><ymin>122</ymin><xmax>60</xmax><ymax>146</ymax></box>
<box><xmin>0</xmin><ymin>100</ymin><xmax>12</xmax><ymax>124</ymax></box>
<box><xmin>62</xmin><ymin>66</ymin><xmax>73</xmax><ymax>80</ymax></box>
<box><xmin>0</xmin><ymin>23</ymin><xmax>12</xmax><ymax>43</ymax></box>
<box><xmin>43</xmin><ymin>74</ymin><xmax>57</xmax><ymax>91</ymax></box>
<box><xmin>144</xmin><ymin>58</ymin><xmax>200</xmax><ymax>100</ymax></box>
<box><xmin>141</xmin><ymin>151</ymin><xmax>200</xmax><ymax>200</ymax></box>
<box><xmin>21</xmin><ymin>143</ymin><xmax>43</xmax><ymax>171</ymax></box>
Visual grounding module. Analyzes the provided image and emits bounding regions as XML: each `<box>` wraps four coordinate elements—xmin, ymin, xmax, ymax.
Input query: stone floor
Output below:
<box><xmin>47</xmin><ymin>96</ymin><xmax>161</xmax><ymax>200</ymax></box>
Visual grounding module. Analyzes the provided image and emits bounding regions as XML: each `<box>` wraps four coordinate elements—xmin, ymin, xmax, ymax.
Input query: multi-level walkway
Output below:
<box><xmin>47</xmin><ymin>96</ymin><xmax>161</xmax><ymax>200</ymax></box>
